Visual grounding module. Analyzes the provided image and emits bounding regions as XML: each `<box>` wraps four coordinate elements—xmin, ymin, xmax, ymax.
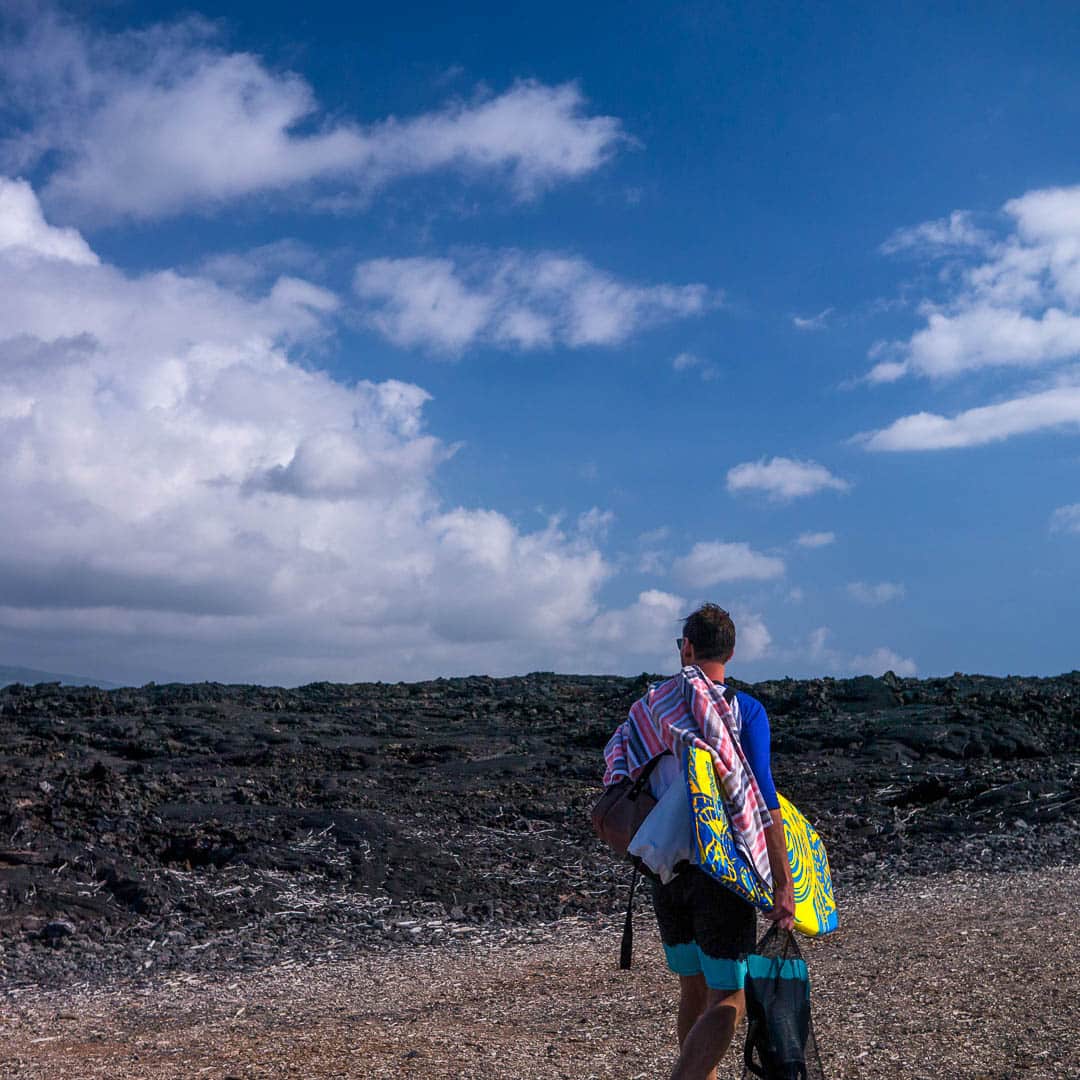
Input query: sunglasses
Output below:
<box><xmin>675</xmin><ymin>637</ymin><xmax>686</xmax><ymax>650</ymax></box>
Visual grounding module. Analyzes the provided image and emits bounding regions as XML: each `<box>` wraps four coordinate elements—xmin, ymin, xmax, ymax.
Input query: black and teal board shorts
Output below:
<box><xmin>652</xmin><ymin>867</ymin><xmax>757</xmax><ymax>990</ymax></box>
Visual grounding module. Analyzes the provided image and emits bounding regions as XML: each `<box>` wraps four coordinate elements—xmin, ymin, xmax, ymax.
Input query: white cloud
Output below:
<box><xmin>792</xmin><ymin>307</ymin><xmax>833</xmax><ymax>331</ymax></box>
<box><xmin>198</xmin><ymin>240</ymin><xmax>325</xmax><ymax>289</ymax></box>
<box><xmin>848</xmin><ymin>647</ymin><xmax>917</xmax><ymax>677</ymax></box>
<box><xmin>1005</xmin><ymin>185</ymin><xmax>1080</xmax><ymax>241</ymax></box>
<box><xmin>577</xmin><ymin>507</ymin><xmax>614</xmax><ymax>538</ymax></box>
<box><xmin>872</xmin><ymin>187</ymin><xmax>1080</xmax><ymax>383</ymax></box>
<box><xmin>726</xmin><ymin>457</ymin><xmax>850</xmax><ymax>500</ymax></box>
<box><xmin>805</xmin><ymin>627</ymin><xmax>916</xmax><ymax>677</ymax></box>
<box><xmin>796</xmin><ymin>531</ymin><xmax>835</xmax><ymax>548</ymax></box>
<box><xmin>671</xmin><ymin>542</ymin><xmax>785</xmax><ymax>587</ymax></box>
<box><xmin>859</xmin><ymin>383</ymin><xmax>1080</xmax><ymax>450</ymax></box>
<box><xmin>637</xmin><ymin>551</ymin><xmax>667</xmax><ymax>575</ymax></box>
<box><xmin>365</xmin><ymin>80</ymin><xmax>624</xmax><ymax>201</ymax></box>
<box><xmin>584</xmin><ymin>593</ymin><xmax>771</xmax><ymax>669</ymax></box>
<box><xmin>873</xmin><ymin>307</ymin><xmax>1080</xmax><ymax>384</ymax></box>
<box><xmin>732</xmin><ymin>610</ymin><xmax>772</xmax><ymax>662</ymax></box>
<box><xmin>1050</xmin><ymin>504</ymin><xmax>1080</xmax><ymax>534</ymax></box>
<box><xmin>353</xmin><ymin>253</ymin><xmax>712</xmax><ymax>354</ymax></box>
<box><xmin>638</xmin><ymin>526</ymin><xmax>670</xmax><ymax>546</ymax></box>
<box><xmin>847</xmin><ymin>581</ymin><xmax>905</xmax><ymax>605</ymax></box>
<box><xmin>0</xmin><ymin>14</ymin><xmax>625</xmax><ymax>222</ymax></box>
<box><xmin>0</xmin><ymin>178</ymin><xmax>697</xmax><ymax>683</ymax></box>
<box><xmin>588</xmin><ymin>589</ymin><xmax>685</xmax><ymax>668</ymax></box>
<box><xmin>0</xmin><ymin>177</ymin><xmax>98</xmax><ymax>264</ymax></box>
<box><xmin>865</xmin><ymin>185</ymin><xmax>1080</xmax><ymax>450</ymax></box>
<box><xmin>880</xmin><ymin>210</ymin><xmax>990</xmax><ymax>256</ymax></box>
<box><xmin>635</xmin><ymin>527</ymin><xmax>670</xmax><ymax>575</ymax></box>
<box><xmin>355</xmin><ymin>257</ymin><xmax>494</xmax><ymax>353</ymax></box>
<box><xmin>672</xmin><ymin>351</ymin><xmax>718</xmax><ymax>380</ymax></box>
<box><xmin>865</xmin><ymin>358</ymin><xmax>910</xmax><ymax>385</ymax></box>
<box><xmin>806</xmin><ymin>626</ymin><xmax>831</xmax><ymax>661</ymax></box>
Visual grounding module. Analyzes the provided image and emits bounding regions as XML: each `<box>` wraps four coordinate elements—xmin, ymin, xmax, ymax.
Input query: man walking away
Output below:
<box><xmin>602</xmin><ymin>603</ymin><xmax>794</xmax><ymax>1080</ymax></box>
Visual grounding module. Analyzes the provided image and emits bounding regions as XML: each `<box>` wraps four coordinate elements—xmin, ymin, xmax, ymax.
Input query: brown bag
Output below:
<box><xmin>590</xmin><ymin>752</ymin><xmax>668</xmax><ymax>857</ymax></box>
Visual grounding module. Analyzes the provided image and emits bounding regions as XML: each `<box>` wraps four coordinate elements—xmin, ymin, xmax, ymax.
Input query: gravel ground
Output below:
<box><xmin>2</xmin><ymin>864</ymin><xmax>1077</xmax><ymax>1080</ymax></box>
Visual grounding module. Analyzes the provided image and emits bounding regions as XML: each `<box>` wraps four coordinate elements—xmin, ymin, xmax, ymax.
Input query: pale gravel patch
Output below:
<box><xmin>1</xmin><ymin>866</ymin><xmax>1077</xmax><ymax>1079</ymax></box>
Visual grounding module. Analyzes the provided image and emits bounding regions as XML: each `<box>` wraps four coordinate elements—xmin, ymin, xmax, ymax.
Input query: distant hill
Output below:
<box><xmin>0</xmin><ymin>664</ymin><xmax>121</xmax><ymax>689</ymax></box>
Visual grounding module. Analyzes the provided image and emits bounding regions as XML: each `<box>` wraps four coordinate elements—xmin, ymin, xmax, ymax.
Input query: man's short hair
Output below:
<box><xmin>682</xmin><ymin>603</ymin><xmax>735</xmax><ymax>663</ymax></box>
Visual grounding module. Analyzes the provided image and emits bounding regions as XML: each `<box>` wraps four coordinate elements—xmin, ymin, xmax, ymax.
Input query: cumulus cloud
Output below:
<box><xmin>0</xmin><ymin>12</ymin><xmax>625</xmax><ymax>222</ymax></box>
<box><xmin>726</xmin><ymin>457</ymin><xmax>850</xmax><ymax>500</ymax></box>
<box><xmin>0</xmin><ymin>177</ymin><xmax>98</xmax><ymax>264</ymax></box>
<box><xmin>876</xmin><ymin>307</ymin><xmax>1080</xmax><ymax>384</ymax></box>
<box><xmin>796</xmin><ymin>531</ymin><xmax>836</xmax><ymax>548</ymax></box>
<box><xmin>0</xmin><ymin>178</ymin><xmax>696</xmax><ymax>683</ymax></box>
<box><xmin>730</xmin><ymin>610</ymin><xmax>772</xmax><ymax>662</ymax></box>
<box><xmin>858</xmin><ymin>382</ymin><xmax>1080</xmax><ymax>450</ymax></box>
<box><xmin>847</xmin><ymin>581</ymin><xmax>905</xmax><ymax>605</ymax></box>
<box><xmin>353</xmin><ymin>253</ymin><xmax>712</xmax><ymax>354</ymax></box>
<box><xmin>588</xmin><ymin>589</ymin><xmax>686</xmax><ymax>668</ymax></box>
<box><xmin>1050</xmin><ymin>504</ymin><xmax>1080</xmax><ymax>534</ymax></box>
<box><xmin>872</xmin><ymin>187</ymin><xmax>1080</xmax><ymax>383</ymax></box>
<box><xmin>671</xmin><ymin>542</ymin><xmax>785</xmax><ymax>587</ymax></box>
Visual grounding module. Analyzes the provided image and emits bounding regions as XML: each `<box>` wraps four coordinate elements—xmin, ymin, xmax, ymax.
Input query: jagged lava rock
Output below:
<box><xmin>0</xmin><ymin>670</ymin><xmax>1076</xmax><ymax>988</ymax></box>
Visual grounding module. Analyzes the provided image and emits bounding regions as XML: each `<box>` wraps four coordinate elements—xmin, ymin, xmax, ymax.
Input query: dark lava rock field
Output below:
<box><xmin>1</xmin><ymin>670</ymin><xmax>1077</xmax><ymax>989</ymax></box>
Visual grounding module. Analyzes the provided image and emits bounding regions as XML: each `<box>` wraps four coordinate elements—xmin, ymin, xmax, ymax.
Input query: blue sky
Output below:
<box><xmin>0</xmin><ymin>1</ymin><xmax>1078</xmax><ymax>685</ymax></box>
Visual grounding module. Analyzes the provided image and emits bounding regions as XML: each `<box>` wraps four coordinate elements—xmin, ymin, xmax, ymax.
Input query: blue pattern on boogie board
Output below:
<box><xmin>684</xmin><ymin>747</ymin><xmax>773</xmax><ymax>910</ymax></box>
<box><xmin>685</xmin><ymin>746</ymin><xmax>839</xmax><ymax>936</ymax></box>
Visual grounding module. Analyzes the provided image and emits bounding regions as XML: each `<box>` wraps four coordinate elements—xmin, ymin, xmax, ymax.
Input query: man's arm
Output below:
<box><xmin>764</xmin><ymin>809</ymin><xmax>795</xmax><ymax>930</ymax></box>
<box><xmin>735</xmin><ymin>693</ymin><xmax>793</xmax><ymax>928</ymax></box>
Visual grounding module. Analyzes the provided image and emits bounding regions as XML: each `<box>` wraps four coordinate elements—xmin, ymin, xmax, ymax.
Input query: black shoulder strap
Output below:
<box><xmin>640</xmin><ymin>747</ymin><xmax>670</xmax><ymax>777</ymax></box>
<box><xmin>619</xmin><ymin>750</ymin><xmax>671</xmax><ymax>970</ymax></box>
<box><xmin>723</xmin><ymin>683</ymin><xmax>737</xmax><ymax>704</ymax></box>
<box><xmin>618</xmin><ymin>865</ymin><xmax>640</xmax><ymax>970</ymax></box>
<box><xmin>641</xmin><ymin>750</ymin><xmax>669</xmax><ymax>776</ymax></box>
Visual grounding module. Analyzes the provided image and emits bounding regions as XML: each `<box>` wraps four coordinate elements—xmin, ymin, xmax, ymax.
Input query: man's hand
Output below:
<box><xmin>765</xmin><ymin>876</ymin><xmax>795</xmax><ymax>931</ymax></box>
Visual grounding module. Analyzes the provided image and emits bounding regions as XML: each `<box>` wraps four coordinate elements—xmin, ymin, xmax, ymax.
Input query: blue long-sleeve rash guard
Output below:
<box><xmin>735</xmin><ymin>690</ymin><xmax>780</xmax><ymax>810</ymax></box>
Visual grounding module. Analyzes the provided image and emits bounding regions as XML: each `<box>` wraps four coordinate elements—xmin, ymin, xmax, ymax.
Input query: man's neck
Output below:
<box><xmin>694</xmin><ymin>661</ymin><xmax>726</xmax><ymax>684</ymax></box>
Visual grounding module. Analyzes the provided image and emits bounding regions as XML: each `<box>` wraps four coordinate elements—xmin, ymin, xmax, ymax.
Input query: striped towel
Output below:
<box><xmin>603</xmin><ymin>664</ymin><xmax>773</xmax><ymax>887</ymax></box>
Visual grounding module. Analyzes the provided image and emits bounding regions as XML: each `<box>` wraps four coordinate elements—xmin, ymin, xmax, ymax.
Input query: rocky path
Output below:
<box><xmin>2</xmin><ymin>866</ymin><xmax>1078</xmax><ymax>1079</ymax></box>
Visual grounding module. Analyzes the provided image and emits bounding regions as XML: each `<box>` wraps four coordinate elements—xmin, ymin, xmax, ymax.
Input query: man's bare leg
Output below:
<box><xmin>675</xmin><ymin>975</ymin><xmax>717</xmax><ymax>1080</ymax></box>
<box><xmin>676</xmin><ymin>973</ymin><xmax>708</xmax><ymax>1047</ymax></box>
<box><xmin>669</xmin><ymin>987</ymin><xmax>745</xmax><ymax>1080</ymax></box>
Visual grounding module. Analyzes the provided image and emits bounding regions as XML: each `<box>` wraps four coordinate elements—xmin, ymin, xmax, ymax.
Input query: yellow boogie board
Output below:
<box><xmin>686</xmin><ymin>745</ymin><xmax>838</xmax><ymax>937</ymax></box>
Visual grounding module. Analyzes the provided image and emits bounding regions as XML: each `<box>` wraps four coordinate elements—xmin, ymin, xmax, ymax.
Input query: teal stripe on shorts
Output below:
<box><xmin>662</xmin><ymin>941</ymin><xmax>747</xmax><ymax>990</ymax></box>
